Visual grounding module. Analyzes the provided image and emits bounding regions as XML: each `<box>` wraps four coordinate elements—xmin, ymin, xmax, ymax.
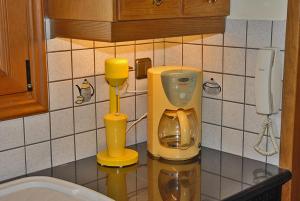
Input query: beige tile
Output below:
<box><xmin>120</xmin><ymin>96</ymin><xmax>136</xmax><ymax>121</ymax></box>
<box><xmin>74</xmin><ymin>104</ymin><xmax>96</xmax><ymax>133</ymax></box>
<box><xmin>154</xmin><ymin>42</ymin><xmax>164</xmax><ymax>66</ymax></box>
<box><xmin>136</xmin><ymin>118</ymin><xmax>147</xmax><ymax>143</ymax></box>
<box><xmin>136</xmin><ymin>39</ymin><xmax>154</xmax><ymax>44</ymax></box>
<box><xmin>224</xmin><ymin>47</ymin><xmax>246</xmax><ymax>75</ymax></box>
<box><xmin>26</xmin><ymin>141</ymin><xmax>51</xmax><ymax>173</ymax></box>
<box><xmin>52</xmin><ymin>136</ymin><xmax>75</xmax><ymax>166</ymax></box>
<box><xmin>222</xmin><ymin>101</ymin><xmax>244</xmax><ymax>130</ymax></box>
<box><xmin>183</xmin><ymin>35</ymin><xmax>202</xmax><ymax>44</ymax></box>
<box><xmin>183</xmin><ymin>44</ymin><xmax>202</xmax><ymax>68</ymax></box>
<box><xmin>0</xmin><ymin>118</ymin><xmax>24</xmax><ymax>151</ymax></box>
<box><xmin>24</xmin><ymin>113</ymin><xmax>50</xmax><ymax>144</ymax></box>
<box><xmin>116</xmin><ymin>45</ymin><xmax>135</xmax><ymax>68</ymax></box>
<box><xmin>136</xmin><ymin>94</ymin><xmax>147</xmax><ymax>118</ymax></box>
<box><xmin>126</xmin><ymin>121</ymin><xmax>136</xmax><ymax>146</ymax></box>
<box><xmin>96</xmin><ymin>75</ymin><xmax>109</xmax><ymax>102</ymax></box>
<box><xmin>94</xmin><ymin>41</ymin><xmax>115</xmax><ymax>48</ymax></box>
<box><xmin>136</xmin><ymin>43</ymin><xmax>154</xmax><ymax>65</ymax></box>
<box><xmin>203</xmin><ymin>46</ymin><xmax>223</xmax><ymax>73</ymax></box>
<box><xmin>165</xmin><ymin>42</ymin><xmax>182</xmax><ymax>66</ymax></box>
<box><xmin>97</xmin><ymin>128</ymin><xmax>106</xmax><ymax>152</ymax></box>
<box><xmin>121</xmin><ymin>71</ymin><xmax>136</xmax><ymax>97</ymax></box>
<box><xmin>47</xmin><ymin>51</ymin><xmax>72</xmax><ymax>81</ymax></box>
<box><xmin>202</xmin><ymin>98</ymin><xmax>222</xmax><ymax>125</ymax></box>
<box><xmin>72</xmin><ymin>49</ymin><xmax>95</xmax><ymax>78</ymax></box>
<box><xmin>154</xmin><ymin>38</ymin><xmax>164</xmax><ymax>42</ymax></box>
<box><xmin>165</xmin><ymin>36</ymin><xmax>182</xmax><ymax>43</ymax></box>
<box><xmin>136</xmin><ymin>78</ymin><xmax>147</xmax><ymax>94</ymax></box>
<box><xmin>0</xmin><ymin>147</ymin><xmax>25</xmax><ymax>181</ymax></box>
<box><xmin>223</xmin><ymin>75</ymin><xmax>245</xmax><ymax>103</ymax></box>
<box><xmin>96</xmin><ymin>101</ymin><xmax>110</xmax><ymax>128</ymax></box>
<box><xmin>222</xmin><ymin>128</ymin><xmax>243</xmax><ymax>156</ymax></box>
<box><xmin>75</xmin><ymin>130</ymin><xmax>97</xmax><ymax>160</ymax></box>
<box><xmin>49</xmin><ymin>80</ymin><xmax>73</xmax><ymax>110</ymax></box>
<box><xmin>203</xmin><ymin>34</ymin><xmax>223</xmax><ymax>45</ymax></box>
<box><xmin>245</xmin><ymin>77</ymin><xmax>255</xmax><ymax>105</ymax></box>
<box><xmin>72</xmin><ymin>39</ymin><xmax>94</xmax><ymax>49</ymax></box>
<box><xmin>95</xmin><ymin>47</ymin><xmax>115</xmax><ymax>75</ymax></box>
<box><xmin>202</xmin><ymin>123</ymin><xmax>221</xmax><ymax>150</ymax></box>
<box><xmin>47</xmin><ymin>38</ymin><xmax>71</xmax><ymax>52</ymax></box>
<box><xmin>243</xmin><ymin>132</ymin><xmax>267</xmax><ymax>162</ymax></box>
<box><xmin>50</xmin><ymin>108</ymin><xmax>74</xmax><ymax>139</ymax></box>
<box><xmin>203</xmin><ymin>72</ymin><xmax>222</xmax><ymax>99</ymax></box>
<box><xmin>73</xmin><ymin>77</ymin><xmax>96</xmax><ymax>106</ymax></box>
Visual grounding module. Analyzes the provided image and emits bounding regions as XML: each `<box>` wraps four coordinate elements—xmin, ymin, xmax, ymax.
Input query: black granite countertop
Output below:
<box><xmin>6</xmin><ymin>143</ymin><xmax>291</xmax><ymax>201</ymax></box>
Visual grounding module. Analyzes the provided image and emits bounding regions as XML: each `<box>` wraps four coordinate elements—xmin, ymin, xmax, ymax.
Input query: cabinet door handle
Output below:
<box><xmin>208</xmin><ymin>0</ymin><xmax>217</xmax><ymax>4</ymax></box>
<box><xmin>153</xmin><ymin>0</ymin><xmax>163</xmax><ymax>6</ymax></box>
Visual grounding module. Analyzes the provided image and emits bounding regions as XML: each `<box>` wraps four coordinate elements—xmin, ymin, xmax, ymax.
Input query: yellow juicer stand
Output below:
<box><xmin>97</xmin><ymin>58</ymin><xmax>138</xmax><ymax>167</ymax></box>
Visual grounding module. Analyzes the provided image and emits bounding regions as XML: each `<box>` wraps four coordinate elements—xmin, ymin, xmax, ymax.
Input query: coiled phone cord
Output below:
<box><xmin>254</xmin><ymin>116</ymin><xmax>279</xmax><ymax>156</ymax></box>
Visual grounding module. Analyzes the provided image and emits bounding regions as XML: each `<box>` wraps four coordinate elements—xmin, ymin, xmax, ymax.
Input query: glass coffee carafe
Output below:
<box><xmin>158</xmin><ymin>109</ymin><xmax>198</xmax><ymax>149</ymax></box>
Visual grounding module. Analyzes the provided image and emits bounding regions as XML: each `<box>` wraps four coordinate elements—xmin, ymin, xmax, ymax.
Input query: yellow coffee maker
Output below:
<box><xmin>148</xmin><ymin>66</ymin><xmax>202</xmax><ymax>160</ymax></box>
<box><xmin>97</xmin><ymin>58</ymin><xmax>138</xmax><ymax>167</ymax></box>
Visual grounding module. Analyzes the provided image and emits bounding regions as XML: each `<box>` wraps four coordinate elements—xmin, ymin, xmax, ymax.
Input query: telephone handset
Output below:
<box><xmin>254</xmin><ymin>48</ymin><xmax>282</xmax><ymax>156</ymax></box>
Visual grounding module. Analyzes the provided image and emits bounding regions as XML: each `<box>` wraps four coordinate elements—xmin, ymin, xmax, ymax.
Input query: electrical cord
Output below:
<box><xmin>254</xmin><ymin>116</ymin><xmax>279</xmax><ymax>156</ymax></box>
<box><xmin>123</xmin><ymin>81</ymin><xmax>148</xmax><ymax>94</ymax></box>
<box><xmin>126</xmin><ymin>113</ymin><xmax>148</xmax><ymax>133</ymax></box>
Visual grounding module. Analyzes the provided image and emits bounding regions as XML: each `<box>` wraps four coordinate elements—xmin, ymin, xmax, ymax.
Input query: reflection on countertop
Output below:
<box><xmin>7</xmin><ymin>143</ymin><xmax>291</xmax><ymax>201</ymax></box>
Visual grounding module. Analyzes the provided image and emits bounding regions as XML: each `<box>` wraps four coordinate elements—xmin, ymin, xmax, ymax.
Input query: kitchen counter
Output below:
<box><xmin>3</xmin><ymin>143</ymin><xmax>291</xmax><ymax>201</ymax></box>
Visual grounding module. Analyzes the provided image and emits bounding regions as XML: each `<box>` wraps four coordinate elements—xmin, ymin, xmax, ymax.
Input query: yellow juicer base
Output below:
<box><xmin>97</xmin><ymin>149</ymin><xmax>138</xmax><ymax>167</ymax></box>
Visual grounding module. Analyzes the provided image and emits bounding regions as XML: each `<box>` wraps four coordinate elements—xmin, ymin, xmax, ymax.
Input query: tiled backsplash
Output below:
<box><xmin>0</xmin><ymin>19</ymin><xmax>285</xmax><ymax>182</ymax></box>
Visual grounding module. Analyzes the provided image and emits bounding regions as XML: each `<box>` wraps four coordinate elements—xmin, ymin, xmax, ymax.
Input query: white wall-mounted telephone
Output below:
<box><xmin>254</xmin><ymin>48</ymin><xmax>282</xmax><ymax>156</ymax></box>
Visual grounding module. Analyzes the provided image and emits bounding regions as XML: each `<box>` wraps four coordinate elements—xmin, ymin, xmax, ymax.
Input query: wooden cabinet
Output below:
<box><xmin>0</xmin><ymin>0</ymin><xmax>48</xmax><ymax>120</ymax></box>
<box><xmin>47</xmin><ymin>0</ymin><xmax>230</xmax><ymax>42</ymax></box>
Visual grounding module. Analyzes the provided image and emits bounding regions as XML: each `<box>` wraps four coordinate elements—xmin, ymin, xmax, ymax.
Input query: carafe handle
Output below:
<box><xmin>177</xmin><ymin>110</ymin><xmax>191</xmax><ymax>146</ymax></box>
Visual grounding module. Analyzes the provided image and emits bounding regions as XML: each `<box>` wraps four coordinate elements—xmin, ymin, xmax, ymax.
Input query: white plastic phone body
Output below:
<box><xmin>255</xmin><ymin>48</ymin><xmax>282</xmax><ymax>115</ymax></box>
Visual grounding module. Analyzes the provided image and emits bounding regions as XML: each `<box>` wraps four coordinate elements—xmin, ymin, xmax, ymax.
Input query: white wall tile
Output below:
<box><xmin>183</xmin><ymin>44</ymin><xmax>202</xmax><ymax>68</ymax></box>
<box><xmin>51</xmin><ymin>108</ymin><xmax>74</xmax><ymax>139</ymax></box>
<box><xmin>246</xmin><ymin>49</ymin><xmax>258</xmax><ymax>77</ymax></box>
<box><xmin>136</xmin><ymin>78</ymin><xmax>147</xmax><ymax>94</ymax></box>
<box><xmin>136</xmin><ymin>39</ymin><xmax>154</xmax><ymax>44</ymax></box>
<box><xmin>203</xmin><ymin>46</ymin><xmax>223</xmax><ymax>73</ymax></box>
<box><xmin>74</xmin><ymin>104</ymin><xmax>96</xmax><ymax>133</ymax></box>
<box><xmin>96</xmin><ymin>75</ymin><xmax>109</xmax><ymax>102</ymax></box>
<box><xmin>120</xmin><ymin>96</ymin><xmax>136</xmax><ymax>121</ymax></box>
<box><xmin>136</xmin><ymin>119</ymin><xmax>147</xmax><ymax>143</ymax></box>
<box><xmin>243</xmin><ymin>132</ymin><xmax>267</xmax><ymax>162</ymax></box>
<box><xmin>165</xmin><ymin>42</ymin><xmax>182</xmax><ymax>66</ymax></box>
<box><xmin>121</xmin><ymin>71</ymin><xmax>136</xmax><ymax>97</ymax></box>
<box><xmin>94</xmin><ymin>41</ymin><xmax>115</xmax><ymax>48</ymax></box>
<box><xmin>272</xmin><ymin>21</ymin><xmax>286</xmax><ymax>50</ymax></box>
<box><xmin>24</xmin><ymin>113</ymin><xmax>50</xmax><ymax>145</ymax></box>
<box><xmin>222</xmin><ymin>101</ymin><xmax>244</xmax><ymax>130</ymax></box>
<box><xmin>72</xmin><ymin>49</ymin><xmax>95</xmax><ymax>78</ymax></box>
<box><xmin>203</xmin><ymin>72</ymin><xmax>222</xmax><ymax>99</ymax></box>
<box><xmin>96</xmin><ymin>101</ymin><xmax>110</xmax><ymax>128</ymax></box>
<box><xmin>136</xmin><ymin>43</ymin><xmax>154</xmax><ymax>65</ymax></box>
<box><xmin>116</xmin><ymin>45</ymin><xmax>135</xmax><ymax>68</ymax></box>
<box><xmin>49</xmin><ymin>80</ymin><xmax>73</xmax><ymax>110</ymax></box>
<box><xmin>224</xmin><ymin>20</ymin><xmax>247</xmax><ymax>47</ymax></box>
<box><xmin>165</xmin><ymin>37</ymin><xmax>182</xmax><ymax>43</ymax></box>
<box><xmin>47</xmin><ymin>38</ymin><xmax>71</xmax><ymax>52</ymax></box>
<box><xmin>224</xmin><ymin>48</ymin><xmax>246</xmax><ymax>75</ymax></box>
<box><xmin>183</xmin><ymin>35</ymin><xmax>202</xmax><ymax>44</ymax></box>
<box><xmin>97</xmin><ymin>128</ymin><xmax>106</xmax><ymax>152</ymax></box>
<box><xmin>247</xmin><ymin>21</ymin><xmax>272</xmax><ymax>48</ymax></box>
<box><xmin>0</xmin><ymin>118</ymin><xmax>24</xmax><ymax>151</ymax></box>
<box><xmin>52</xmin><ymin>136</ymin><xmax>75</xmax><ymax>167</ymax></box>
<box><xmin>222</xmin><ymin>128</ymin><xmax>243</xmax><ymax>156</ymax></box>
<box><xmin>72</xmin><ymin>39</ymin><xmax>94</xmax><ymax>50</ymax></box>
<box><xmin>0</xmin><ymin>147</ymin><xmax>25</xmax><ymax>181</ymax></box>
<box><xmin>73</xmin><ymin>77</ymin><xmax>96</xmax><ymax>106</ymax></box>
<box><xmin>244</xmin><ymin>105</ymin><xmax>265</xmax><ymax>133</ymax></box>
<box><xmin>75</xmin><ymin>130</ymin><xmax>96</xmax><ymax>160</ymax></box>
<box><xmin>202</xmin><ymin>98</ymin><xmax>222</xmax><ymax>125</ymax></box>
<box><xmin>26</xmin><ymin>141</ymin><xmax>51</xmax><ymax>173</ymax></box>
<box><xmin>202</xmin><ymin>123</ymin><xmax>221</xmax><ymax>150</ymax></box>
<box><xmin>203</xmin><ymin>34</ymin><xmax>223</xmax><ymax>46</ymax></box>
<box><xmin>136</xmin><ymin>94</ymin><xmax>147</xmax><ymax>118</ymax></box>
<box><xmin>154</xmin><ymin>42</ymin><xmax>165</xmax><ymax>66</ymax></box>
<box><xmin>95</xmin><ymin>47</ymin><xmax>115</xmax><ymax>75</ymax></box>
<box><xmin>48</xmin><ymin>51</ymin><xmax>72</xmax><ymax>81</ymax></box>
<box><xmin>223</xmin><ymin>75</ymin><xmax>245</xmax><ymax>103</ymax></box>
<box><xmin>245</xmin><ymin>77</ymin><xmax>255</xmax><ymax>105</ymax></box>
<box><xmin>126</xmin><ymin>122</ymin><xmax>136</xmax><ymax>146</ymax></box>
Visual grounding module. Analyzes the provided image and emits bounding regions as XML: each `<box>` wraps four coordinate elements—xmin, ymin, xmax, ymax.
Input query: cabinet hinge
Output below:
<box><xmin>26</xmin><ymin>59</ymin><xmax>32</xmax><ymax>91</ymax></box>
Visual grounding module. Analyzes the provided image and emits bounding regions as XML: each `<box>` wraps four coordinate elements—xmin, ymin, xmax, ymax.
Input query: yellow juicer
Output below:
<box><xmin>148</xmin><ymin>66</ymin><xmax>202</xmax><ymax>161</ymax></box>
<box><xmin>97</xmin><ymin>58</ymin><xmax>138</xmax><ymax>167</ymax></box>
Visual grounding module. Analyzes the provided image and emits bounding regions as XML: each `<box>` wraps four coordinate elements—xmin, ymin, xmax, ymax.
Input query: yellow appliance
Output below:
<box><xmin>148</xmin><ymin>66</ymin><xmax>202</xmax><ymax>160</ymax></box>
<box><xmin>148</xmin><ymin>157</ymin><xmax>201</xmax><ymax>201</ymax></box>
<box><xmin>97</xmin><ymin>58</ymin><xmax>138</xmax><ymax>167</ymax></box>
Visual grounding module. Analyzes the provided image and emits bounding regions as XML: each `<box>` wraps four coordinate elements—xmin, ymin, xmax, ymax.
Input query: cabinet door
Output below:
<box><xmin>118</xmin><ymin>0</ymin><xmax>182</xmax><ymax>21</ymax></box>
<box><xmin>0</xmin><ymin>0</ymin><xmax>29</xmax><ymax>96</ymax></box>
<box><xmin>183</xmin><ymin>0</ymin><xmax>230</xmax><ymax>17</ymax></box>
